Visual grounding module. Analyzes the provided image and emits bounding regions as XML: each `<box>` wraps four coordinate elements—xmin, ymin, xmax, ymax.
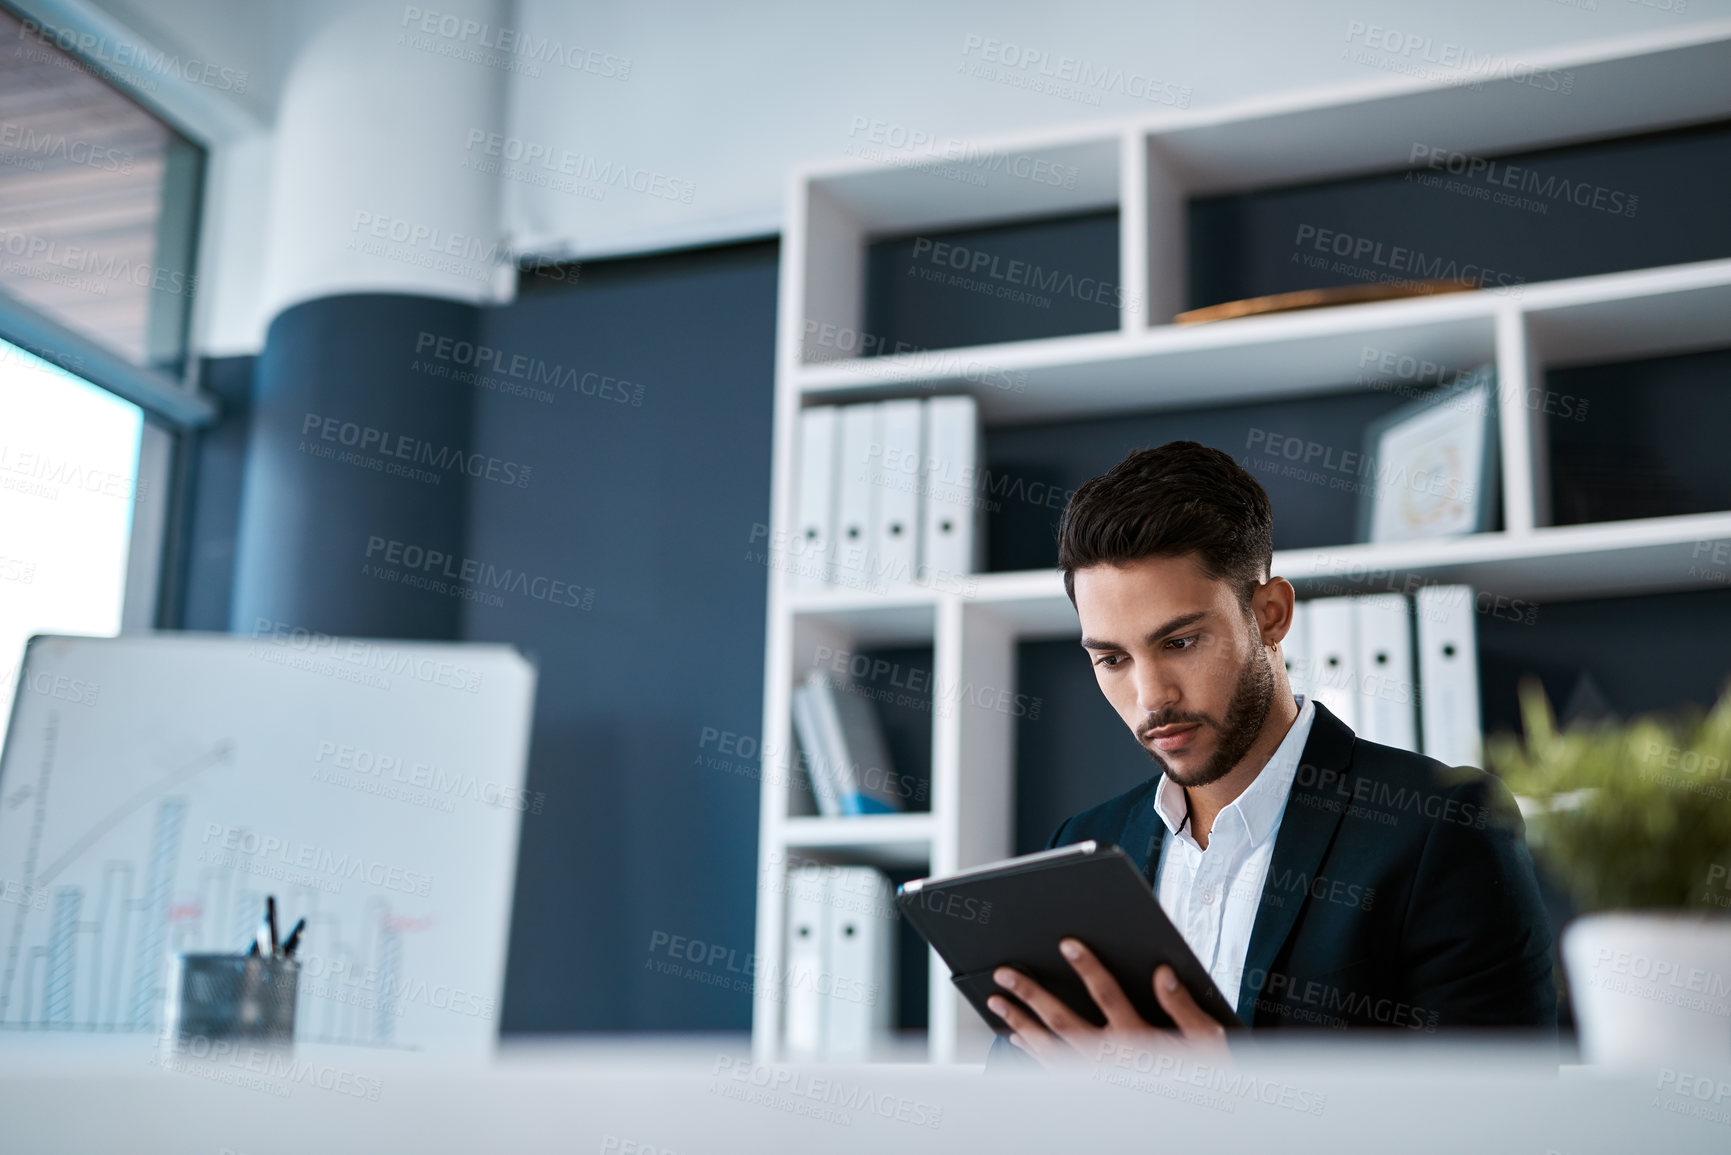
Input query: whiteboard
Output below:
<box><xmin>0</xmin><ymin>632</ymin><xmax>535</xmax><ymax>1058</ymax></box>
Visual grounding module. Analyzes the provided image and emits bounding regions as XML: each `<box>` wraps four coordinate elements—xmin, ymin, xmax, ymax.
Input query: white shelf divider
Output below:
<box><xmin>784</xmin><ymin>506</ymin><xmax>1731</xmax><ymax>641</ymax></box>
<box><xmin>1142</xmin><ymin>134</ymin><xmax>1188</xmax><ymax>331</ymax></box>
<box><xmin>776</xmin><ymin>813</ymin><xmax>936</xmax><ymax>866</ymax></box>
<box><xmin>1495</xmin><ymin>304</ymin><xmax>1541</xmax><ymax>539</ymax></box>
<box><xmin>800</xmin><ymin>183</ymin><xmax>865</xmax><ymax>365</ymax></box>
<box><xmin>946</xmin><ymin>602</ymin><xmax>1019</xmax><ymax>1063</ymax></box>
<box><xmin>925</xmin><ymin>594</ymin><xmax>967</xmax><ymax>1064</ymax></box>
<box><xmin>1116</xmin><ymin>127</ymin><xmax>1150</xmax><ymax>337</ymax></box>
<box><xmin>752</xmin><ymin>165</ymin><xmax>814</xmax><ymax>1063</ymax></box>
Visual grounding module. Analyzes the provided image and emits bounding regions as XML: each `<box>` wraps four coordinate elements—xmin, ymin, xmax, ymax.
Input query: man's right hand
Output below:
<box><xmin>985</xmin><ymin>940</ymin><xmax>1229</xmax><ymax>1070</ymax></box>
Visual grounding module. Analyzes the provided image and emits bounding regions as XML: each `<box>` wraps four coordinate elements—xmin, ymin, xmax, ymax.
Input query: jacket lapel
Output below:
<box><xmin>1234</xmin><ymin>701</ymin><xmax>1357</xmax><ymax>1024</ymax></box>
<box><xmin>1120</xmin><ymin>788</ymin><xmax>1167</xmax><ymax>888</ymax></box>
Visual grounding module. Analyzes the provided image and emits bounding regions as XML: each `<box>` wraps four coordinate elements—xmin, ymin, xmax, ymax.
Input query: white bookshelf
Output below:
<box><xmin>753</xmin><ymin>23</ymin><xmax>1731</xmax><ymax>1065</ymax></box>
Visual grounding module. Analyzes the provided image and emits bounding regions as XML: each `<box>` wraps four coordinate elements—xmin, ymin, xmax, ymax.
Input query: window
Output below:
<box><xmin>0</xmin><ymin>3</ymin><xmax>204</xmax><ymax>373</ymax></box>
<box><xmin>0</xmin><ymin>337</ymin><xmax>144</xmax><ymax>750</ymax></box>
<box><xmin>0</xmin><ymin>4</ymin><xmax>214</xmax><ymax>734</ymax></box>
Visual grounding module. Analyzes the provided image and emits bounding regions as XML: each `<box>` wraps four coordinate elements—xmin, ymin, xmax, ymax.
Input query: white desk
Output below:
<box><xmin>0</xmin><ymin>1032</ymin><xmax>1726</xmax><ymax>1154</ymax></box>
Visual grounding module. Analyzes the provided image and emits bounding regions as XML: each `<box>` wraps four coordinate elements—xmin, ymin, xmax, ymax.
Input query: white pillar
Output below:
<box><xmin>258</xmin><ymin>0</ymin><xmax>510</xmax><ymax>321</ymax></box>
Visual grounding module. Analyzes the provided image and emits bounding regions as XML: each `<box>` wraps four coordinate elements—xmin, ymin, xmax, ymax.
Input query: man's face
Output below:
<box><xmin>1073</xmin><ymin>554</ymin><xmax>1278</xmax><ymax>788</ymax></box>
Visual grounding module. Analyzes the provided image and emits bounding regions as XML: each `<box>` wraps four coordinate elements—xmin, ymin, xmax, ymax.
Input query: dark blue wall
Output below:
<box><xmin>1547</xmin><ymin>347</ymin><xmax>1731</xmax><ymax>525</ymax></box>
<box><xmin>470</xmin><ymin>245</ymin><xmax>777</xmax><ymax>1031</ymax></box>
<box><xmin>1188</xmin><ymin>119</ymin><xmax>1731</xmax><ymax>310</ymax></box>
<box><xmin>865</xmin><ymin>211</ymin><xmax>1120</xmax><ymax>352</ymax></box>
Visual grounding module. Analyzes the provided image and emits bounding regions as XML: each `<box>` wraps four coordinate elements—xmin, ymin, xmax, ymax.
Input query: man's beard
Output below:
<box><xmin>1137</xmin><ymin>645</ymin><xmax>1276</xmax><ymax>788</ymax></box>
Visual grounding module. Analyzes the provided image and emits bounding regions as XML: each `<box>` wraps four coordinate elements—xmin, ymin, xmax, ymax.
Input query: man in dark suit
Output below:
<box><xmin>985</xmin><ymin>442</ymin><xmax>1555</xmax><ymax>1069</ymax></box>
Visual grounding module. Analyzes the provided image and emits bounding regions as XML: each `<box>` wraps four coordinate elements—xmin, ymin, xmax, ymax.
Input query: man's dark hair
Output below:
<box><xmin>1057</xmin><ymin>441</ymin><xmax>1274</xmax><ymax>608</ymax></box>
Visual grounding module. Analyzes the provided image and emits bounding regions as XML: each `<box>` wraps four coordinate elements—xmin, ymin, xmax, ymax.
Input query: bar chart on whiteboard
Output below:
<box><xmin>0</xmin><ymin>633</ymin><xmax>536</xmax><ymax>1057</ymax></box>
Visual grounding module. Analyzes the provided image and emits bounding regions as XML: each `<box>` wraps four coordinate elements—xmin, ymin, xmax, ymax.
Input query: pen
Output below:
<box><xmin>253</xmin><ymin>901</ymin><xmax>272</xmax><ymax>958</ymax></box>
<box><xmin>266</xmin><ymin>895</ymin><xmax>278</xmax><ymax>956</ymax></box>
<box><xmin>281</xmin><ymin>918</ymin><xmax>306</xmax><ymax>959</ymax></box>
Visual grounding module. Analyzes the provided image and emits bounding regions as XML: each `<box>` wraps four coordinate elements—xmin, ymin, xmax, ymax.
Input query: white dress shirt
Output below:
<box><xmin>1151</xmin><ymin>695</ymin><xmax>1316</xmax><ymax>1010</ymax></box>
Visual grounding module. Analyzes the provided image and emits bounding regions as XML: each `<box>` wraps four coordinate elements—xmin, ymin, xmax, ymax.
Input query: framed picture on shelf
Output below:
<box><xmin>1356</xmin><ymin>366</ymin><xmax>1500</xmax><ymax>544</ymax></box>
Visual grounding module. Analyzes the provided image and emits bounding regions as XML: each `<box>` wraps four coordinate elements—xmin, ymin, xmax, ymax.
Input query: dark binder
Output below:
<box><xmin>896</xmin><ymin>841</ymin><xmax>1244</xmax><ymax>1036</ymax></box>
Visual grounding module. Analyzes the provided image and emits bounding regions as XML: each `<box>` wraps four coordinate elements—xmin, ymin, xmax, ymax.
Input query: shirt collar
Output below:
<box><xmin>1152</xmin><ymin>695</ymin><xmax>1317</xmax><ymax>848</ymax></box>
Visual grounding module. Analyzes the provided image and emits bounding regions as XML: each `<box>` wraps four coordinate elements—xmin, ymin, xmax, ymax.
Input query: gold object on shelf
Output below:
<box><xmin>1174</xmin><ymin>279</ymin><xmax>1481</xmax><ymax>325</ymax></box>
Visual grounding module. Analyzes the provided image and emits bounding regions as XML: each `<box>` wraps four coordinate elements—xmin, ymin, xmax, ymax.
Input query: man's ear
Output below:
<box><xmin>1253</xmin><ymin>576</ymin><xmax>1296</xmax><ymax>647</ymax></box>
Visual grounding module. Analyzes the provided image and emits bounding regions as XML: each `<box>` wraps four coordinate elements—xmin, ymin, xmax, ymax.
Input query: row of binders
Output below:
<box><xmin>783</xmin><ymin>865</ymin><xmax>896</xmax><ymax>1060</ymax></box>
<box><xmin>790</xmin><ymin>670</ymin><xmax>905</xmax><ymax>816</ymax></box>
<box><xmin>1286</xmin><ymin>585</ymin><xmax>1482</xmax><ymax>766</ymax></box>
<box><xmin>780</xmin><ymin>585</ymin><xmax>1483</xmax><ymax>817</ymax></box>
<box><xmin>793</xmin><ymin>396</ymin><xmax>984</xmax><ymax>592</ymax></box>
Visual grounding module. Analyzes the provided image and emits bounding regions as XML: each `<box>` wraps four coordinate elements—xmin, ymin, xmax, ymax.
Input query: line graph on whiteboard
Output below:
<box><xmin>0</xmin><ymin>709</ymin><xmax>432</xmax><ymax>1049</ymax></box>
<box><xmin>0</xmin><ymin>632</ymin><xmax>531</xmax><ymax>1058</ymax></box>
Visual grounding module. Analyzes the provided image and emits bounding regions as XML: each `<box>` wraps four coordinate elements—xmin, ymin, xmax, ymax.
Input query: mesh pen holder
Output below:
<box><xmin>166</xmin><ymin>952</ymin><xmax>299</xmax><ymax>1046</ymax></box>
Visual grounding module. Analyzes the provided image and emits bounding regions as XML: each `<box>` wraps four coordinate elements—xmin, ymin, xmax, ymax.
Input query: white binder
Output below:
<box><xmin>1416</xmin><ymin>584</ymin><xmax>1483</xmax><ymax>767</ymax></box>
<box><xmin>1306</xmin><ymin>597</ymin><xmax>1359</xmax><ymax>731</ymax></box>
<box><xmin>802</xmin><ymin>671</ymin><xmax>901</xmax><ymax>815</ymax></box>
<box><xmin>783</xmin><ymin>865</ymin><xmax>829</xmax><ymax>1058</ymax></box>
<box><xmin>872</xmin><ymin>399</ymin><xmax>923</xmax><ymax>587</ymax></box>
<box><xmin>790</xmin><ymin>678</ymin><xmax>842</xmax><ymax>817</ymax></box>
<box><xmin>1354</xmin><ymin>593</ymin><xmax>1418</xmax><ymax>750</ymax></box>
<box><xmin>1283</xmin><ymin>598</ymin><xmax>1312</xmax><ymax>702</ymax></box>
<box><xmin>833</xmin><ymin>404</ymin><xmax>880</xmax><ymax>589</ymax></box>
<box><xmin>792</xmin><ymin>406</ymin><xmax>839</xmax><ymax>591</ymax></box>
<box><xmin>824</xmin><ymin>867</ymin><xmax>896</xmax><ymax>1059</ymax></box>
<box><xmin>919</xmin><ymin>396</ymin><xmax>982</xmax><ymax>588</ymax></box>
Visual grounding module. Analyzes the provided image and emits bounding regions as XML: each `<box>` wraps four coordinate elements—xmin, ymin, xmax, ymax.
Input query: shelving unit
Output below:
<box><xmin>754</xmin><ymin>23</ymin><xmax>1731</xmax><ymax>1066</ymax></box>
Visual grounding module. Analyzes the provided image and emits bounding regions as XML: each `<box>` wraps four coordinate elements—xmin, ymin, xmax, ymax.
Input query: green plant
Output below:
<box><xmin>1485</xmin><ymin>678</ymin><xmax>1731</xmax><ymax>913</ymax></box>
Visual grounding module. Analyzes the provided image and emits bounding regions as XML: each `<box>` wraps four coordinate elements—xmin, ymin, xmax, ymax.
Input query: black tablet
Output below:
<box><xmin>896</xmin><ymin>841</ymin><xmax>1244</xmax><ymax>1035</ymax></box>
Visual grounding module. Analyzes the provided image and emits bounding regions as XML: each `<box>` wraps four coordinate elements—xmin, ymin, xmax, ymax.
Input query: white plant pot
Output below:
<box><xmin>1563</xmin><ymin>911</ymin><xmax>1731</xmax><ymax>1064</ymax></box>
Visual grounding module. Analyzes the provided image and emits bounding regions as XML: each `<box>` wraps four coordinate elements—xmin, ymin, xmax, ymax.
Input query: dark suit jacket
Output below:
<box><xmin>987</xmin><ymin>701</ymin><xmax>1555</xmax><ymax>1068</ymax></box>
